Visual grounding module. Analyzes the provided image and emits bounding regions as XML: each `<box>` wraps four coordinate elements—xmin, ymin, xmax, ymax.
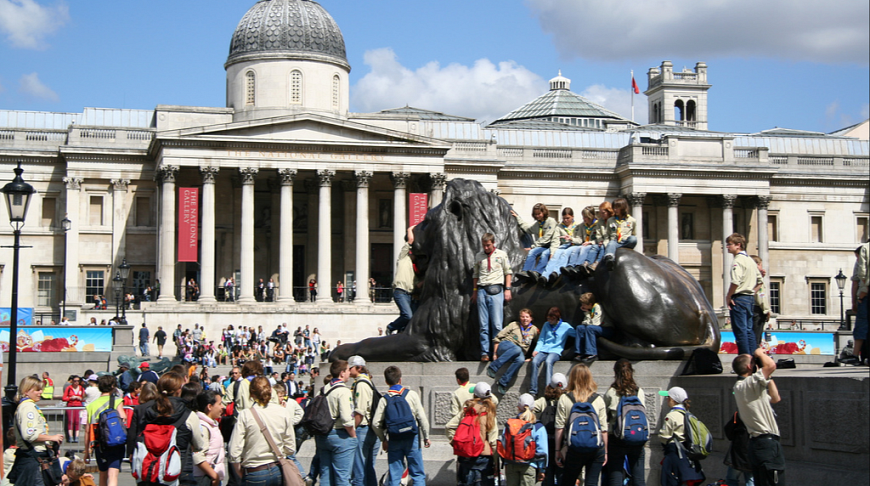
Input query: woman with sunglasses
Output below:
<box><xmin>62</xmin><ymin>375</ymin><xmax>85</xmax><ymax>443</ymax></box>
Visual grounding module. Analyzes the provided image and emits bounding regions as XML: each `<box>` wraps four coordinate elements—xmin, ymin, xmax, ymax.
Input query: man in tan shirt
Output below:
<box><xmin>314</xmin><ymin>360</ymin><xmax>358</xmax><ymax>485</ymax></box>
<box><xmin>387</xmin><ymin>226</ymin><xmax>417</xmax><ymax>334</ymax></box>
<box><xmin>372</xmin><ymin>366</ymin><xmax>430</xmax><ymax>486</ymax></box>
<box><xmin>725</xmin><ymin>233</ymin><xmax>762</xmax><ymax>355</ymax></box>
<box><xmin>473</xmin><ymin>232</ymin><xmax>513</xmax><ymax>361</ymax></box>
<box><xmin>349</xmin><ymin>355</ymin><xmax>380</xmax><ymax>486</ymax></box>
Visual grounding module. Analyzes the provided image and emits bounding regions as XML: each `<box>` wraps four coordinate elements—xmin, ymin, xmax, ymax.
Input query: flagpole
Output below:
<box><xmin>631</xmin><ymin>70</ymin><xmax>635</xmax><ymax>123</ymax></box>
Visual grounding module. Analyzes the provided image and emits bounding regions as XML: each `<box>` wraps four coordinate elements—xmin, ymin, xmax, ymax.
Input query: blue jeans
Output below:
<box><xmin>489</xmin><ymin>341</ymin><xmax>525</xmax><ymax>388</ymax></box>
<box><xmin>522</xmin><ymin>247</ymin><xmax>550</xmax><ymax>273</ymax></box>
<box><xmin>543</xmin><ymin>244</ymin><xmax>572</xmax><ymax>277</ymax></box>
<box><xmin>604</xmin><ymin>236</ymin><xmax>637</xmax><ymax>257</ymax></box>
<box><xmin>581</xmin><ymin>245</ymin><xmax>603</xmax><ymax>265</ymax></box>
<box><xmin>530</xmin><ymin>352</ymin><xmax>561</xmax><ymax>395</ymax></box>
<box><xmin>387</xmin><ymin>434</ymin><xmax>425</xmax><ymax>486</ymax></box>
<box><xmin>567</xmin><ymin>245</ymin><xmax>594</xmax><ymax>266</ymax></box>
<box><xmin>388</xmin><ymin>289</ymin><xmax>414</xmax><ymax>333</ymax></box>
<box><xmin>288</xmin><ymin>454</ymin><xmax>305</xmax><ymax>478</ymax></box>
<box><xmin>352</xmin><ymin>426</ymin><xmax>380</xmax><ymax>486</ymax></box>
<box><xmin>575</xmin><ymin>325</ymin><xmax>617</xmax><ymax>356</ymax></box>
<box><xmin>242</xmin><ymin>464</ymin><xmax>283</xmax><ymax>486</ymax></box>
<box><xmin>315</xmin><ymin>429</ymin><xmax>357</xmax><ymax>486</ymax></box>
<box><xmin>139</xmin><ymin>342</ymin><xmax>149</xmax><ymax>356</ymax></box>
<box><xmin>730</xmin><ymin>293</ymin><xmax>756</xmax><ymax>355</ymax></box>
<box><xmin>478</xmin><ymin>289</ymin><xmax>505</xmax><ymax>357</ymax></box>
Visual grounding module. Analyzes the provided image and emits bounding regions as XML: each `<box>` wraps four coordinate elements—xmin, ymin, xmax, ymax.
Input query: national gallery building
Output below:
<box><xmin>0</xmin><ymin>0</ymin><xmax>867</xmax><ymax>343</ymax></box>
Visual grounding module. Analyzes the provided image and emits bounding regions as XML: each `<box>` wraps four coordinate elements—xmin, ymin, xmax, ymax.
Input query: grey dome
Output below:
<box><xmin>226</xmin><ymin>0</ymin><xmax>349</xmax><ymax>70</ymax></box>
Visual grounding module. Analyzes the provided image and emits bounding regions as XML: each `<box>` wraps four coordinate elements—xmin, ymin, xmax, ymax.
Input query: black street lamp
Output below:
<box><xmin>61</xmin><ymin>215</ymin><xmax>71</xmax><ymax>321</ymax></box>
<box><xmin>113</xmin><ymin>271</ymin><xmax>122</xmax><ymax>323</ymax></box>
<box><xmin>2</xmin><ymin>162</ymin><xmax>35</xmax><ymax>403</ymax></box>
<box><xmin>119</xmin><ymin>258</ymin><xmax>130</xmax><ymax>324</ymax></box>
<box><xmin>835</xmin><ymin>269</ymin><xmax>847</xmax><ymax>331</ymax></box>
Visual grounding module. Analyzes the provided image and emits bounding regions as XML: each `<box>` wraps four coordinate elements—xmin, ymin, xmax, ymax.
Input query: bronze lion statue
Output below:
<box><xmin>332</xmin><ymin>179</ymin><xmax>719</xmax><ymax>362</ymax></box>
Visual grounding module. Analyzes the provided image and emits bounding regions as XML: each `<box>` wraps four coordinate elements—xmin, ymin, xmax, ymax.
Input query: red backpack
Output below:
<box><xmin>452</xmin><ymin>407</ymin><xmax>485</xmax><ymax>458</ymax></box>
<box><xmin>497</xmin><ymin>418</ymin><xmax>537</xmax><ymax>463</ymax></box>
<box><xmin>131</xmin><ymin>423</ymin><xmax>182</xmax><ymax>485</ymax></box>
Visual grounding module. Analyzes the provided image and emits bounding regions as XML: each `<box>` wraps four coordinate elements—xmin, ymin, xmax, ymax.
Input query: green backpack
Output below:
<box><xmin>679</xmin><ymin>409</ymin><xmax>712</xmax><ymax>460</ymax></box>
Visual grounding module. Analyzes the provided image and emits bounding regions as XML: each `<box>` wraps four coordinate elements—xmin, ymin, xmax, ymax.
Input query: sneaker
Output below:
<box><xmin>585</xmin><ymin>355</ymin><xmax>599</xmax><ymax>364</ymax></box>
<box><xmin>497</xmin><ymin>384</ymin><xmax>508</xmax><ymax>395</ymax></box>
<box><xmin>486</xmin><ymin>367</ymin><xmax>496</xmax><ymax>379</ymax></box>
<box><xmin>528</xmin><ymin>271</ymin><xmax>543</xmax><ymax>284</ymax></box>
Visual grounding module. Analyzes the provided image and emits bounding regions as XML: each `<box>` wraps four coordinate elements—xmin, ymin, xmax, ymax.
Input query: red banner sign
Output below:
<box><xmin>409</xmin><ymin>193</ymin><xmax>428</xmax><ymax>227</ymax></box>
<box><xmin>178</xmin><ymin>187</ymin><xmax>199</xmax><ymax>262</ymax></box>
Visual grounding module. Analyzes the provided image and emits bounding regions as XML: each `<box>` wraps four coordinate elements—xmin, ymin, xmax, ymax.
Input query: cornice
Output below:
<box><xmin>155</xmin><ymin>139</ymin><xmax>449</xmax><ymax>157</ymax></box>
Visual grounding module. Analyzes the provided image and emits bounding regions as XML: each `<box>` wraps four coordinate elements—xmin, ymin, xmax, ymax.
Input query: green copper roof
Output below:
<box><xmin>491</xmin><ymin>89</ymin><xmax>630</xmax><ymax>125</ymax></box>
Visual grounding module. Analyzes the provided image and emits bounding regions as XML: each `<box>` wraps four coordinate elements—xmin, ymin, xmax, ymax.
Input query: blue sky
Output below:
<box><xmin>0</xmin><ymin>0</ymin><xmax>868</xmax><ymax>134</ymax></box>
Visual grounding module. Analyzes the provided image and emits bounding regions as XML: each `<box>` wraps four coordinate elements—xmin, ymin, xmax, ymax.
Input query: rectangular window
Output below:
<box><xmin>858</xmin><ymin>216</ymin><xmax>869</xmax><ymax>243</ymax></box>
<box><xmin>42</xmin><ymin>197</ymin><xmax>56</xmax><ymax>228</ymax></box>
<box><xmin>810</xmin><ymin>281</ymin><xmax>827</xmax><ymax>315</ymax></box>
<box><xmin>810</xmin><ymin>215</ymin><xmax>823</xmax><ymax>243</ymax></box>
<box><xmin>37</xmin><ymin>272</ymin><xmax>56</xmax><ymax>307</ymax></box>
<box><xmin>136</xmin><ymin>196</ymin><xmax>152</xmax><ymax>227</ymax></box>
<box><xmin>89</xmin><ymin>196</ymin><xmax>103</xmax><ymax>226</ymax></box>
<box><xmin>768</xmin><ymin>214</ymin><xmax>778</xmax><ymax>242</ymax></box>
<box><xmin>769</xmin><ymin>280</ymin><xmax>781</xmax><ymax>315</ymax></box>
<box><xmin>86</xmin><ymin>270</ymin><xmax>105</xmax><ymax>302</ymax></box>
<box><xmin>132</xmin><ymin>270</ymin><xmax>152</xmax><ymax>299</ymax></box>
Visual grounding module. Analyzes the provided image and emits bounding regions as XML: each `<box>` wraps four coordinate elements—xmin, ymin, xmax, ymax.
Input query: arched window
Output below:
<box><xmin>686</xmin><ymin>100</ymin><xmax>696</xmax><ymax>122</ymax></box>
<box><xmin>245</xmin><ymin>71</ymin><xmax>256</xmax><ymax>106</ymax></box>
<box><xmin>674</xmin><ymin>99</ymin><xmax>685</xmax><ymax>122</ymax></box>
<box><xmin>332</xmin><ymin>75</ymin><xmax>340</xmax><ymax>109</ymax></box>
<box><xmin>290</xmin><ymin>70</ymin><xmax>302</xmax><ymax>104</ymax></box>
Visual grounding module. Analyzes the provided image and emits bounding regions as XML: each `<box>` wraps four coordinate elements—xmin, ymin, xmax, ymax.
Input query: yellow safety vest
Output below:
<box><xmin>41</xmin><ymin>378</ymin><xmax>54</xmax><ymax>399</ymax></box>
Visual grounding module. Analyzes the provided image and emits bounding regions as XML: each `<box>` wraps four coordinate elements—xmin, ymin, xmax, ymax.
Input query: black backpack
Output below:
<box><xmin>301</xmin><ymin>385</ymin><xmax>342</xmax><ymax>436</ymax></box>
<box><xmin>352</xmin><ymin>378</ymin><xmax>383</xmax><ymax>421</ymax></box>
<box><xmin>682</xmin><ymin>348</ymin><xmax>723</xmax><ymax>375</ymax></box>
<box><xmin>538</xmin><ymin>398</ymin><xmax>557</xmax><ymax>435</ymax></box>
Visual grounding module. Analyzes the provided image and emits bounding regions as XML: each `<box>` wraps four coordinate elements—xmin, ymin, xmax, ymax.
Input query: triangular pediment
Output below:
<box><xmin>159</xmin><ymin>112</ymin><xmax>447</xmax><ymax>147</ymax></box>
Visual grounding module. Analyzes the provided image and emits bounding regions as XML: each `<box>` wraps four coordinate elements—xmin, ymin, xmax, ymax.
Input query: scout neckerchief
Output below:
<box><xmin>585</xmin><ymin>219</ymin><xmax>597</xmax><ymax>242</ymax></box>
<box><xmin>484</xmin><ymin>246</ymin><xmax>496</xmax><ymax>271</ymax></box>
<box><xmin>615</xmin><ymin>214</ymin><xmax>626</xmax><ymax>241</ymax></box>
<box><xmin>519</xmin><ymin>321</ymin><xmax>534</xmax><ymax>346</ymax></box>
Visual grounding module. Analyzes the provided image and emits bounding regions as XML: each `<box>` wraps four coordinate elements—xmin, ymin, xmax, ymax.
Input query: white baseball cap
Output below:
<box><xmin>518</xmin><ymin>393</ymin><xmax>535</xmax><ymax>410</ymax></box>
<box><xmin>549</xmin><ymin>373</ymin><xmax>567</xmax><ymax>389</ymax></box>
<box><xmin>659</xmin><ymin>386</ymin><xmax>688</xmax><ymax>404</ymax></box>
<box><xmin>348</xmin><ymin>355</ymin><xmax>366</xmax><ymax>368</ymax></box>
<box><xmin>473</xmin><ymin>382</ymin><xmax>492</xmax><ymax>399</ymax></box>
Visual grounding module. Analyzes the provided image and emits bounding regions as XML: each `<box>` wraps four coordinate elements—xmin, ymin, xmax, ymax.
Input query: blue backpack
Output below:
<box><xmin>614</xmin><ymin>394</ymin><xmax>649</xmax><ymax>445</ymax></box>
<box><xmin>384</xmin><ymin>388</ymin><xmax>418</xmax><ymax>438</ymax></box>
<box><xmin>98</xmin><ymin>396</ymin><xmax>127</xmax><ymax>448</ymax></box>
<box><xmin>565</xmin><ymin>392</ymin><xmax>602</xmax><ymax>453</ymax></box>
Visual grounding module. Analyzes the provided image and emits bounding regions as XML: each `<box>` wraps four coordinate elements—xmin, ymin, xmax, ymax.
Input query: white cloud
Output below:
<box><xmin>351</xmin><ymin>48</ymin><xmax>547</xmax><ymax>123</ymax></box>
<box><xmin>580</xmin><ymin>84</ymin><xmax>648</xmax><ymax>124</ymax></box>
<box><xmin>527</xmin><ymin>0</ymin><xmax>869</xmax><ymax>64</ymax></box>
<box><xmin>18</xmin><ymin>72</ymin><xmax>58</xmax><ymax>101</ymax></box>
<box><xmin>0</xmin><ymin>0</ymin><xmax>69</xmax><ymax>49</ymax></box>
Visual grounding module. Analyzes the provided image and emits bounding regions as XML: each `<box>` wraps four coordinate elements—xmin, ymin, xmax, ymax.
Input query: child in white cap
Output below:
<box><xmin>532</xmin><ymin>373</ymin><xmax>566</xmax><ymax>486</ymax></box>
<box><xmin>658</xmin><ymin>386</ymin><xmax>705</xmax><ymax>485</ymax></box>
<box><xmin>446</xmin><ymin>382</ymin><xmax>498</xmax><ymax>486</ymax></box>
<box><xmin>501</xmin><ymin>394</ymin><xmax>548</xmax><ymax>486</ymax></box>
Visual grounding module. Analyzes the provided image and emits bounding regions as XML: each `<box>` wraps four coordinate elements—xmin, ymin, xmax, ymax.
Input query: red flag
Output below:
<box><xmin>632</xmin><ymin>76</ymin><xmax>640</xmax><ymax>94</ymax></box>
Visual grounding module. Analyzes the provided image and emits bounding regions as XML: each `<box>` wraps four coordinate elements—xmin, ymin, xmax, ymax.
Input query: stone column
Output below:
<box><xmin>278</xmin><ymin>169</ymin><xmax>297</xmax><ymax>303</ymax></box>
<box><xmin>110</xmin><ymin>179</ymin><xmax>129</xmax><ymax>269</ymax></box>
<box><xmin>354</xmin><ymin>171</ymin><xmax>373</xmax><ymax>305</ymax></box>
<box><xmin>199</xmin><ymin>167</ymin><xmax>219</xmax><ymax>302</ymax></box>
<box><xmin>63</xmin><ymin>177</ymin><xmax>82</xmax><ymax>304</ymax></box>
<box><xmin>157</xmin><ymin>166</ymin><xmax>178</xmax><ymax>303</ymax></box>
<box><xmin>722</xmin><ymin>194</ymin><xmax>737</xmax><ymax>300</ymax></box>
<box><xmin>316</xmin><ymin>170</ymin><xmax>335</xmax><ymax>304</ymax></box>
<box><xmin>238</xmin><ymin>167</ymin><xmax>258</xmax><ymax>303</ymax></box>
<box><xmin>304</xmin><ymin>179</ymin><xmax>318</xmax><ymax>299</ymax></box>
<box><xmin>627</xmin><ymin>192</ymin><xmax>646</xmax><ymax>253</ymax></box>
<box><xmin>667</xmin><ymin>193</ymin><xmax>681</xmax><ymax>262</ymax></box>
<box><xmin>430</xmin><ymin>173</ymin><xmax>447</xmax><ymax>208</ymax></box>
<box><xmin>757</xmin><ymin>195</ymin><xmax>772</xmax><ymax>290</ymax></box>
<box><xmin>391</xmin><ymin>172</ymin><xmax>410</xmax><ymax>265</ymax></box>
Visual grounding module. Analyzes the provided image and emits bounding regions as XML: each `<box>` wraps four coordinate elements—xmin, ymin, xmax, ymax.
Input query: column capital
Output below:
<box><xmin>430</xmin><ymin>173</ymin><xmax>447</xmax><ymax>189</ymax></box>
<box><xmin>354</xmin><ymin>171</ymin><xmax>373</xmax><ymax>188</ymax></box>
<box><xmin>391</xmin><ymin>172</ymin><xmax>410</xmax><ymax>189</ymax></box>
<box><xmin>626</xmin><ymin>192</ymin><xmax>646</xmax><ymax>207</ymax></box>
<box><xmin>111</xmin><ymin>179</ymin><xmax>130</xmax><ymax>192</ymax></box>
<box><xmin>239</xmin><ymin>167</ymin><xmax>259</xmax><ymax>185</ymax></box>
<box><xmin>317</xmin><ymin>169</ymin><xmax>335</xmax><ymax>187</ymax></box>
<box><xmin>63</xmin><ymin>177</ymin><xmax>83</xmax><ymax>190</ymax></box>
<box><xmin>667</xmin><ymin>193</ymin><xmax>682</xmax><ymax>207</ymax></box>
<box><xmin>278</xmin><ymin>168</ymin><xmax>297</xmax><ymax>186</ymax></box>
<box><xmin>721</xmin><ymin>194</ymin><xmax>738</xmax><ymax>209</ymax></box>
<box><xmin>200</xmin><ymin>166</ymin><xmax>219</xmax><ymax>184</ymax></box>
<box><xmin>756</xmin><ymin>195</ymin><xmax>772</xmax><ymax>210</ymax></box>
<box><xmin>156</xmin><ymin>165</ymin><xmax>178</xmax><ymax>184</ymax></box>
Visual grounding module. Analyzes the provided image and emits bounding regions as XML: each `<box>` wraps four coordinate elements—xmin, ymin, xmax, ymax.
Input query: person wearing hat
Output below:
<box><xmin>533</xmin><ymin>373</ymin><xmax>566</xmax><ymax>486</ymax></box>
<box><xmin>503</xmin><ymin>393</ymin><xmax>548</xmax><ymax>486</ymax></box>
<box><xmin>84</xmin><ymin>374</ymin><xmax>101</xmax><ymax>406</ymax></box>
<box><xmin>658</xmin><ymin>386</ymin><xmax>705</xmax><ymax>485</ymax></box>
<box><xmin>348</xmin><ymin>355</ymin><xmax>380</xmax><ymax>486</ymax></box>
<box><xmin>138</xmin><ymin>362</ymin><xmax>159</xmax><ymax>385</ymax></box>
<box><xmin>446</xmin><ymin>381</ymin><xmax>498</xmax><ymax>486</ymax></box>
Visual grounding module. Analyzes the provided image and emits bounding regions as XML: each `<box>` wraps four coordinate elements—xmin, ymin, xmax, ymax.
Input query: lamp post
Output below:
<box><xmin>2</xmin><ymin>162</ymin><xmax>35</xmax><ymax>403</ymax></box>
<box><xmin>119</xmin><ymin>258</ymin><xmax>130</xmax><ymax>324</ymax></box>
<box><xmin>113</xmin><ymin>271</ymin><xmax>122</xmax><ymax>323</ymax></box>
<box><xmin>835</xmin><ymin>269</ymin><xmax>847</xmax><ymax>330</ymax></box>
<box><xmin>61</xmin><ymin>215</ymin><xmax>71</xmax><ymax>321</ymax></box>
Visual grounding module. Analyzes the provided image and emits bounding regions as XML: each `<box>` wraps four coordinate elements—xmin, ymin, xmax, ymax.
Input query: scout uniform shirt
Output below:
<box><xmin>733</xmin><ymin>370</ymin><xmax>780</xmax><ymax>438</ymax></box>
<box><xmin>473</xmin><ymin>247</ymin><xmax>512</xmax><ymax>286</ymax></box>
<box><xmin>606</xmin><ymin>214</ymin><xmax>637</xmax><ymax>244</ymax></box>
<box><xmin>450</xmin><ymin>382</ymin><xmax>474</xmax><ymax>418</ymax></box>
<box><xmin>352</xmin><ymin>374</ymin><xmax>376</xmax><ymax>427</ymax></box>
<box><xmin>324</xmin><ymin>379</ymin><xmax>355</xmax><ymax>430</ymax></box>
<box><xmin>517</xmin><ymin>215</ymin><xmax>558</xmax><ymax>249</ymax></box>
<box><xmin>571</xmin><ymin>220</ymin><xmax>599</xmax><ymax>245</ymax></box>
<box><xmin>371</xmin><ymin>385</ymin><xmax>430</xmax><ymax>443</ymax></box>
<box><xmin>852</xmin><ymin>241</ymin><xmax>870</xmax><ymax>297</ymax></box>
<box><xmin>15</xmin><ymin>398</ymin><xmax>51</xmax><ymax>451</ymax></box>
<box><xmin>731</xmin><ymin>251</ymin><xmax>762</xmax><ymax>295</ymax></box>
